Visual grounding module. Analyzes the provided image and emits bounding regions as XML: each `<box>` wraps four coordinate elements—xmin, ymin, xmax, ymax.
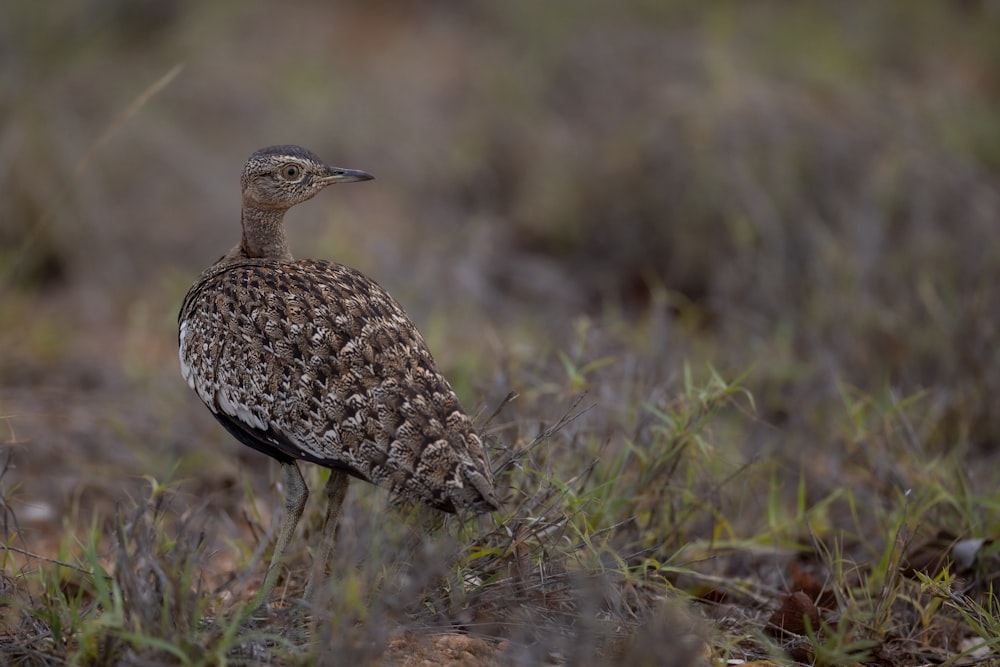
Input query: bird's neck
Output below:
<box><xmin>240</xmin><ymin>204</ymin><xmax>293</xmax><ymax>260</ymax></box>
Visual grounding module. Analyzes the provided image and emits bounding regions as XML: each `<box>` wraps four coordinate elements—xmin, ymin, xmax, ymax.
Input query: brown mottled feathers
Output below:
<box><xmin>178</xmin><ymin>257</ymin><xmax>498</xmax><ymax>514</ymax></box>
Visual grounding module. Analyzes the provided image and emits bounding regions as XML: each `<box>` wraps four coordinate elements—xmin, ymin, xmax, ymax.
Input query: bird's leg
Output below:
<box><xmin>304</xmin><ymin>469</ymin><xmax>350</xmax><ymax>603</ymax></box>
<box><xmin>245</xmin><ymin>461</ymin><xmax>308</xmax><ymax>621</ymax></box>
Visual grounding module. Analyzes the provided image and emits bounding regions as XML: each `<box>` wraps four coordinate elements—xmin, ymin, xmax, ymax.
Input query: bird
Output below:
<box><xmin>177</xmin><ymin>144</ymin><xmax>500</xmax><ymax>616</ymax></box>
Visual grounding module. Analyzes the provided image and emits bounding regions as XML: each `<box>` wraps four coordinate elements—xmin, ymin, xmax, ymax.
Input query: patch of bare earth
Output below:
<box><xmin>385</xmin><ymin>633</ymin><xmax>507</xmax><ymax>667</ymax></box>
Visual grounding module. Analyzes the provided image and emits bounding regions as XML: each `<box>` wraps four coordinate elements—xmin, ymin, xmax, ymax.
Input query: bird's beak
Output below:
<box><xmin>319</xmin><ymin>167</ymin><xmax>375</xmax><ymax>185</ymax></box>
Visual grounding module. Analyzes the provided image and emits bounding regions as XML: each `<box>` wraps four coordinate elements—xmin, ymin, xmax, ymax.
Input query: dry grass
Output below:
<box><xmin>2</xmin><ymin>1</ymin><xmax>1000</xmax><ymax>664</ymax></box>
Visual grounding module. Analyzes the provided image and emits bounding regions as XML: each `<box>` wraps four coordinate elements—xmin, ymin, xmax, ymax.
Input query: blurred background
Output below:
<box><xmin>2</xmin><ymin>0</ymin><xmax>999</xmax><ymax>554</ymax></box>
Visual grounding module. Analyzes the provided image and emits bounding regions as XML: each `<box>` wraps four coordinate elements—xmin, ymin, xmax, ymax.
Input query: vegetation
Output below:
<box><xmin>2</xmin><ymin>1</ymin><xmax>1000</xmax><ymax>664</ymax></box>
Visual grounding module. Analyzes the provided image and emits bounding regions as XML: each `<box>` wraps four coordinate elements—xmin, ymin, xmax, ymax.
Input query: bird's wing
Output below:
<box><xmin>178</xmin><ymin>258</ymin><xmax>497</xmax><ymax>513</ymax></box>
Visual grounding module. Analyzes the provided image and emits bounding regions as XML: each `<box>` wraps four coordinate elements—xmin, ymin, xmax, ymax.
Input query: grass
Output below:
<box><xmin>3</xmin><ymin>0</ymin><xmax>1000</xmax><ymax>664</ymax></box>
<box><xmin>4</xmin><ymin>364</ymin><xmax>998</xmax><ymax>664</ymax></box>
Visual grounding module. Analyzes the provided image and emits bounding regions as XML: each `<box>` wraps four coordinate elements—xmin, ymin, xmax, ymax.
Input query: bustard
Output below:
<box><xmin>178</xmin><ymin>145</ymin><xmax>499</xmax><ymax>615</ymax></box>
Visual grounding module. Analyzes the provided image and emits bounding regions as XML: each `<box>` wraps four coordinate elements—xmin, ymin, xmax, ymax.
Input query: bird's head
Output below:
<box><xmin>240</xmin><ymin>145</ymin><xmax>373</xmax><ymax>210</ymax></box>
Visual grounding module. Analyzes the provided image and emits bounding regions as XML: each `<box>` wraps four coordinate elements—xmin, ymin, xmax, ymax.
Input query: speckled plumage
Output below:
<box><xmin>178</xmin><ymin>257</ymin><xmax>497</xmax><ymax>512</ymax></box>
<box><xmin>177</xmin><ymin>145</ymin><xmax>498</xmax><ymax>614</ymax></box>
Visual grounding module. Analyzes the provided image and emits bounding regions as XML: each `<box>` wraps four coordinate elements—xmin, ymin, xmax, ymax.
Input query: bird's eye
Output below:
<box><xmin>280</xmin><ymin>164</ymin><xmax>302</xmax><ymax>180</ymax></box>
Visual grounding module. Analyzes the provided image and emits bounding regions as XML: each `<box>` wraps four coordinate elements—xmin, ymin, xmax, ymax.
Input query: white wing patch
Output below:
<box><xmin>181</xmin><ymin>316</ymin><xmax>266</xmax><ymax>432</ymax></box>
<box><xmin>216</xmin><ymin>388</ymin><xmax>268</xmax><ymax>431</ymax></box>
<box><xmin>178</xmin><ymin>320</ymin><xmax>195</xmax><ymax>388</ymax></box>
